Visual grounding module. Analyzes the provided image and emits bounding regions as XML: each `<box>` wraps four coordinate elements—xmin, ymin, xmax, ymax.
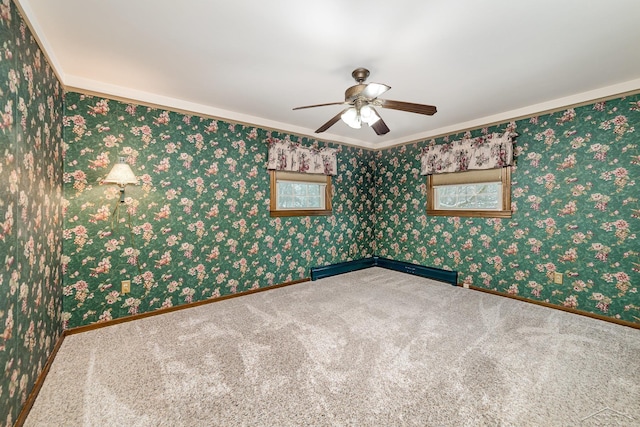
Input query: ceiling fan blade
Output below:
<box><xmin>315</xmin><ymin>109</ymin><xmax>348</xmax><ymax>133</ymax></box>
<box><xmin>293</xmin><ymin>101</ymin><xmax>347</xmax><ymax>110</ymax></box>
<box><xmin>371</xmin><ymin>116</ymin><xmax>390</xmax><ymax>135</ymax></box>
<box><xmin>361</xmin><ymin>83</ymin><xmax>390</xmax><ymax>99</ymax></box>
<box><xmin>380</xmin><ymin>99</ymin><xmax>437</xmax><ymax>115</ymax></box>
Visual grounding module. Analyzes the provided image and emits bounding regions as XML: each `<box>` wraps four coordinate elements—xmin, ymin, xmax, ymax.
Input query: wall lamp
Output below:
<box><xmin>102</xmin><ymin>157</ymin><xmax>143</xmax><ymax>280</ymax></box>
<box><xmin>102</xmin><ymin>157</ymin><xmax>138</xmax><ymax>203</ymax></box>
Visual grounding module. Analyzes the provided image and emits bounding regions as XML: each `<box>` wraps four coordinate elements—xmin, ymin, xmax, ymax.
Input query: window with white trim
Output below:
<box><xmin>269</xmin><ymin>171</ymin><xmax>332</xmax><ymax>217</ymax></box>
<box><xmin>427</xmin><ymin>167</ymin><xmax>512</xmax><ymax>218</ymax></box>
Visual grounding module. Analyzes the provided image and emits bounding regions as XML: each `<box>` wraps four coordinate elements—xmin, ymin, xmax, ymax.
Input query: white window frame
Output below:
<box><xmin>427</xmin><ymin>167</ymin><xmax>512</xmax><ymax>218</ymax></box>
<box><xmin>269</xmin><ymin>170</ymin><xmax>332</xmax><ymax>217</ymax></box>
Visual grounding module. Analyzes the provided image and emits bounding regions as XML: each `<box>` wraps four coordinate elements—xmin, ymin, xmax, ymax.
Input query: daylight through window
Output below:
<box><xmin>427</xmin><ymin>167</ymin><xmax>511</xmax><ymax>218</ymax></box>
<box><xmin>270</xmin><ymin>171</ymin><xmax>332</xmax><ymax>217</ymax></box>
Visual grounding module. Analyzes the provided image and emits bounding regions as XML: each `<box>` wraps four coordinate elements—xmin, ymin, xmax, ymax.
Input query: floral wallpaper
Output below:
<box><xmin>61</xmin><ymin>91</ymin><xmax>640</xmax><ymax>328</ymax></box>
<box><xmin>376</xmin><ymin>94</ymin><xmax>639</xmax><ymax>324</ymax></box>
<box><xmin>62</xmin><ymin>92</ymin><xmax>376</xmax><ymax>329</ymax></box>
<box><xmin>0</xmin><ymin>1</ymin><xmax>64</xmax><ymax>426</ymax></box>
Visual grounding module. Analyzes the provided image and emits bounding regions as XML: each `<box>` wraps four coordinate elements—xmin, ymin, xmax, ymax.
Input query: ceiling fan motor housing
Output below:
<box><xmin>346</xmin><ymin>68</ymin><xmax>371</xmax><ymax>101</ymax></box>
<box><xmin>351</xmin><ymin>67</ymin><xmax>370</xmax><ymax>83</ymax></box>
<box><xmin>345</xmin><ymin>84</ymin><xmax>367</xmax><ymax>102</ymax></box>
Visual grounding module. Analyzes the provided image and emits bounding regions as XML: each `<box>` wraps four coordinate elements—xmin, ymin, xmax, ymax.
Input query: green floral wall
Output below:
<box><xmin>0</xmin><ymin>1</ymin><xmax>64</xmax><ymax>425</ymax></box>
<box><xmin>63</xmin><ymin>91</ymin><xmax>640</xmax><ymax>329</ymax></box>
<box><xmin>376</xmin><ymin>95</ymin><xmax>639</xmax><ymax>323</ymax></box>
<box><xmin>62</xmin><ymin>92</ymin><xmax>376</xmax><ymax>328</ymax></box>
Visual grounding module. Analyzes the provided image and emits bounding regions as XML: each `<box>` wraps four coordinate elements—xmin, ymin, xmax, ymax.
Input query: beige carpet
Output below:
<box><xmin>26</xmin><ymin>268</ymin><xmax>640</xmax><ymax>426</ymax></box>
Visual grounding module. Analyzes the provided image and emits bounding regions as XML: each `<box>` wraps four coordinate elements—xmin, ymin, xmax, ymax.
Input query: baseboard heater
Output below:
<box><xmin>310</xmin><ymin>256</ymin><xmax>458</xmax><ymax>286</ymax></box>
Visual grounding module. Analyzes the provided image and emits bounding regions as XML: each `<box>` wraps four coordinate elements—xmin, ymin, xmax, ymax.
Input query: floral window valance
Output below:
<box><xmin>420</xmin><ymin>132</ymin><xmax>515</xmax><ymax>175</ymax></box>
<box><xmin>267</xmin><ymin>139</ymin><xmax>338</xmax><ymax>176</ymax></box>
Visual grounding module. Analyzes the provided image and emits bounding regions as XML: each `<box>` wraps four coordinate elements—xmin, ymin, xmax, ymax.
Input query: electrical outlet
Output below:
<box><xmin>121</xmin><ymin>280</ymin><xmax>131</xmax><ymax>294</ymax></box>
<box><xmin>553</xmin><ymin>272</ymin><xmax>563</xmax><ymax>285</ymax></box>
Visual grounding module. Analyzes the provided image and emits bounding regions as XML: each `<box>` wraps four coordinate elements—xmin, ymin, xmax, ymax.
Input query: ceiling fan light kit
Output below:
<box><xmin>293</xmin><ymin>67</ymin><xmax>437</xmax><ymax>136</ymax></box>
<box><xmin>341</xmin><ymin>104</ymin><xmax>381</xmax><ymax>129</ymax></box>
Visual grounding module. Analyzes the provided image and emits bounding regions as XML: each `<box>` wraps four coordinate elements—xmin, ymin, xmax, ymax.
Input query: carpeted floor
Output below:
<box><xmin>25</xmin><ymin>268</ymin><xmax>640</xmax><ymax>426</ymax></box>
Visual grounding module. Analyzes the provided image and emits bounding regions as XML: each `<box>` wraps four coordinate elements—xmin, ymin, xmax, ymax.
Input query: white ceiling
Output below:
<box><xmin>16</xmin><ymin>0</ymin><xmax>640</xmax><ymax>149</ymax></box>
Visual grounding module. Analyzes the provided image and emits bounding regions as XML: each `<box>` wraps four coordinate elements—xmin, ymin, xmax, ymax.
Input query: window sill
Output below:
<box><xmin>270</xmin><ymin>209</ymin><xmax>333</xmax><ymax>217</ymax></box>
<box><xmin>426</xmin><ymin>209</ymin><xmax>512</xmax><ymax>218</ymax></box>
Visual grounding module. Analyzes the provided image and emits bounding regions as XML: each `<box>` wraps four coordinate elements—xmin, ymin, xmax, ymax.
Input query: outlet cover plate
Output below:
<box><xmin>121</xmin><ymin>280</ymin><xmax>131</xmax><ymax>294</ymax></box>
<box><xmin>553</xmin><ymin>272</ymin><xmax>563</xmax><ymax>284</ymax></box>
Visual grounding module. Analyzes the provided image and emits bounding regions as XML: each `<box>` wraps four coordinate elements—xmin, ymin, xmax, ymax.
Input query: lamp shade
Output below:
<box><xmin>103</xmin><ymin>157</ymin><xmax>138</xmax><ymax>186</ymax></box>
<box><xmin>341</xmin><ymin>107</ymin><xmax>361</xmax><ymax>129</ymax></box>
<box><xmin>360</xmin><ymin>105</ymin><xmax>380</xmax><ymax>125</ymax></box>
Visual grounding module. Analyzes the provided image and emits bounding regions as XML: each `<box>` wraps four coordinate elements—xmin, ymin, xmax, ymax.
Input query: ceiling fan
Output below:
<box><xmin>293</xmin><ymin>67</ymin><xmax>437</xmax><ymax>135</ymax></box>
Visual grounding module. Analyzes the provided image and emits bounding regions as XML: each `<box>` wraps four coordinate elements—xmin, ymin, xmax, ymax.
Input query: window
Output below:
<box><xmin>269</xmin><ymin>170</ymin><xmax>332</xmax><ymax>217</ymax></box>
<box><xmin>427</xmin><ymin>167</ymin><xmax>511</xmax><ymax>218</ymax></box>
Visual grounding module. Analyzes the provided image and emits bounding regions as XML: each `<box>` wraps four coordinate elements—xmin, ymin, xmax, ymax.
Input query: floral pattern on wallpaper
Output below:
<box><xmin>62</xmin><ymin>93</ymin><xmax>376</xmax><ymax>328</ymax></box>
<box><xmin>376</xmin><ymin>95</ymin><xmax>639</xmax><ymax>323</ymax></box>
<box><xmin>0</xmin><ymin>1</ymin><xmax>64</xmax><ymax>426</ymax></box>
